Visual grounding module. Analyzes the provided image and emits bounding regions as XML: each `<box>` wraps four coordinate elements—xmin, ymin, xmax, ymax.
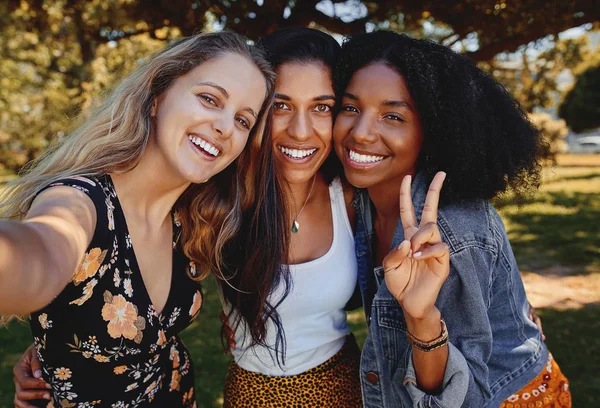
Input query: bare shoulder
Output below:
<box><xmin>26</xmin><ymin>185</ymin><xmax>97</xmax><ymax>244</ymax></box>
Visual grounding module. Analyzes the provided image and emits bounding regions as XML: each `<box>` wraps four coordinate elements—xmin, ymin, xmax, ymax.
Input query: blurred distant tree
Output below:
<box><xmin>482</xmin><ymin>36</ymin><xmax>589</xmax><ymax>112</ymax></box>
<box><xmin>529</xmin><ymin>112</ymin><xmax>568</xmax><ymax>163</ymax></box>
<box><xmin>1</xmin><ymin>0</ymin><xmax>599</xmax><ymax>171</ymax></box>
<box><xmin>559</xmin><ymin>60</ymin><xmax>600</xmax><ymax>133</ymax></box>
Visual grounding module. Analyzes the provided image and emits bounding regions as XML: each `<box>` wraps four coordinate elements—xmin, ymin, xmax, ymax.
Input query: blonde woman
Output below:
<box><xmin>0</xmin><ymin>31</ymin><xmax>283</xmax><ymax>407</ymax></box>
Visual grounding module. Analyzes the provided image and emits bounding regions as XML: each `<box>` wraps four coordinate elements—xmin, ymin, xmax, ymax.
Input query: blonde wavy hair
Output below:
<box><xmin>0</xmin><ymin>31</ymin><xmax>276</xmax><ymax>283</ymax></box>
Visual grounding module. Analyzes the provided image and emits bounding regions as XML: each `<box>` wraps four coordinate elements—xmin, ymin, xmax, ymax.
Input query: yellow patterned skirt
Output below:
<box><xmin>501</xmin><ymin>353</ymin><xmax>571</xmax><ymax>408</ymax></box>
<box><xmin>223</xmin><ymin>335</ymin><xmax>362</xmax><ymax>408</ymax></box>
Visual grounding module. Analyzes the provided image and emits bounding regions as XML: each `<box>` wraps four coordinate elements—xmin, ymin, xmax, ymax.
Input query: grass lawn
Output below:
<box><xmin>1</xmin><ymin>154</ymin><xmax>598</xmax><ymax>407</ymax></box>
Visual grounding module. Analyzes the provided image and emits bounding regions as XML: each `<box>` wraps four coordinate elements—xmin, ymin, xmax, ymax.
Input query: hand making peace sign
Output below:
<box><xmin>382</xmin><ymin>172</ymin><xmax>450</xmax><ymax>321</ymax></box>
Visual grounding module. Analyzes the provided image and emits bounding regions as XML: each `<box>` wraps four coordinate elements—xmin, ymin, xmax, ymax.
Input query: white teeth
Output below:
<box><xmin>188</xmin><ymin>135</ymin><xmax>220</xmax><ymax>157</ymax></box>
<box><xmin>349</xmin><ymin>149</ymin><xmax>384</xmax><ymax>163</ymax></box>
<box><xmin>278</xmin><ymin>146</ymin><xmax>317</xmax><ymax>159</ymax></box>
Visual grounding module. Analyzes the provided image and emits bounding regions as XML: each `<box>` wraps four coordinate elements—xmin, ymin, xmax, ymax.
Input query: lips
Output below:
<box><xmin>188</xmin><ymin>134</ymin><xmax>221</xmax><ymax>157</ymax></box>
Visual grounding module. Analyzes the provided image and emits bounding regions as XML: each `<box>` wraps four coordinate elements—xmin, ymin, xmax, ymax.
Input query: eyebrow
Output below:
<box><xmin>274</xmin><ymin>93</ymin><xmax>336</xmax><ymax>102</ymax></box>
<box><xmin>382</xmin><ymin>100</ymin><xmax>412</xmax><ymax>110</ymax></box>
<box><xmin>344</xmin><ymin>92</ymin><xmax>412</xmax><ymax>110</ymax></box>
<box><xmin>197</xmin><ymin>81</ymin><xmax>257</xmax><ymax>118</ymax></box>
<box><xmin>196</xmin><ymin>81</ymin><xmax>229</xmax><ymax>98</ymax></box>
<box><xmin>244</xmin><ymin>107</ymin><xmax>257</xmax><ymax>119</ymax></box>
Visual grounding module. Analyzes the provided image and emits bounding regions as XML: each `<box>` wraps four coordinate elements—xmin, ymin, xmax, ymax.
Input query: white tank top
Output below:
<box><xmin>227</xmin><ymin>177</ymin><xmax>357</xmax><ymax>376</ymax></box>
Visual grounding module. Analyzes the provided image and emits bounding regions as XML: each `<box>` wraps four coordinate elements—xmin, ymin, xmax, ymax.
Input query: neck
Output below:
<box><xmin>110</xmin><ymin>141</ymin><xmax>191</xmax><ymax>229</ymax></box>
<box><xmin>367</xmin><ymin>172</ymin><xmax>414</xmax><ymax>221</ymax></box>
<box><xmin>286</xmin><ymin>172</ymin><xmax>321</xmax><ymax>214</ymax></box>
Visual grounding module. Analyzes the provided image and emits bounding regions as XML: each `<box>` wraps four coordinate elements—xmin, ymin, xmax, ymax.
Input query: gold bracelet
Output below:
<box><xmin>407</xmin><ymin>318</ymin><xmax>448</xmax><ymax>352</ymax></box>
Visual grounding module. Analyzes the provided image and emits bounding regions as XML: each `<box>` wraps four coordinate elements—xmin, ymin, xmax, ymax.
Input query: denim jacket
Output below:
<box><xmin>354</xmin><ymin>172</ymin><xmax>548</xmax><ymax>408</ymax></box>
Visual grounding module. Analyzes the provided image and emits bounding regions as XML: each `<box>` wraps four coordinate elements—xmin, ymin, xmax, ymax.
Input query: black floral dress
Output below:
<box><xmin>29</xmin><ymin>175</ymin><xmax>203</xmax><ymax>408</ymax></box>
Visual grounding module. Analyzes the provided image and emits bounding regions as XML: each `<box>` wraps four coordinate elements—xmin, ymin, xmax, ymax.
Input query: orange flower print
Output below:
<box><xmin>69</xmin><ymin>278</ymin><xmax>98</xmax><ymax>306</ymax></box>
<box><xmin>38</xmin><ymin>313</ymin><xmax>53</xmax><ymax>330</ymax></box>
<box><xmin>123</xmin><ymin>278</ymin><xmax>133</xmax><ymax>297</ymax></box>
<box><xmin>114</xmin><ymin>365</ymin><xmax>127</xmax><ymax>375</ymax></box>
<box><xmin>54</xmin><ymin>367</ymin><xmax>72</xmax><ymax>380</ymax></box>
<box><xmin>189</xmin><ymin>290</ymin><xmax>202</xmax><ymax>319</ymax></box>
<box><xmin>170</xmin><ymin>345</ymin><xmax>180</xmax><ymax>369</ymax></box>
<box><xmin>170</xmin><ymin>370</ymin><xmax>181</xmax><ymax>392</ymax></box>
<box><xmin>182</xmin><ymin>387</ymin><xmax>194</xmax><ymax>405</ymax></box>
<box><xmin>157</xmin><ymin>330</ymin><xmax>167</xmax><ymax>347</ymax></box>
<box><xmin>94</xmin><ymin>355</ymin><xmax>110</xmax><ymax>363</ymax></box>
<box><xmin>101</xmin><ymin>292</ymin><xmax>145</xmax><ymax>342</ymax></box>
<box><xmin>72</xmin><ymin>248</ymin><xmax>107</xmax><ymax>285</ymax></box>
<box><xmin>125</xmin><ymin>382</ymin><xmax>138</xmax><ymax>392</ymax></box>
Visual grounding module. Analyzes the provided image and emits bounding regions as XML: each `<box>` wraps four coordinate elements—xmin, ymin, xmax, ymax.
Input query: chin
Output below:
<box><xmin>343</xmin><ymin>170</ymin><xmax>374</xmax><ymax>189</ymax></box>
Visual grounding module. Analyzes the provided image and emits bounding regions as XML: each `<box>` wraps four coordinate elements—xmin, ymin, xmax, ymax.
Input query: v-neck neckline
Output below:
<box><xmin>105</xmin><ymin>175</ymin><xmax>177</xmax><ymax>319</ymax></box>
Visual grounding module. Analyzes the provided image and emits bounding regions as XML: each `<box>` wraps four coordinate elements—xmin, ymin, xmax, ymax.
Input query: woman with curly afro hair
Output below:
<box><xmin>333</xmin><ymin>31</ymin><xmax>571</xmax><ymax>407</ymax></box>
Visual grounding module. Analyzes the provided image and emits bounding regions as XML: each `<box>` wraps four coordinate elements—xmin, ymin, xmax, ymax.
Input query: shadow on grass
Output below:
<box><xmin>539</xmin><ymin>304</ymin><xmax>600</xmax><ymax>408</ymax></box>
<box><xmin>495</xmin><ymin>191</ymin><xmax>600</xmax><ymax>273</ymax></box>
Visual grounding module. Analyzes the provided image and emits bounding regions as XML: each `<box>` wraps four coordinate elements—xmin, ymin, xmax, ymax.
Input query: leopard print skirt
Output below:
<box><xmin>223</xmin><ymin>335</ymin><xmax>362</xmax><ymax>408</ymax></box>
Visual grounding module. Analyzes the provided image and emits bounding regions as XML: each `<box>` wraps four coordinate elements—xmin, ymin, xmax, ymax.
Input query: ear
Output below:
<box><xmin>150</xmin><ymin>98</ymin><xmax>158</xmax><ymax>118</ymax></box>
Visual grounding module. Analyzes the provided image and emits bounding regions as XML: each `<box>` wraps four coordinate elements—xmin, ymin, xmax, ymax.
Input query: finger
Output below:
<box><xmin>533</xmin><ymin>316</ymin><xmax>545</xmax><ymax>340</ymax></box>
<box><xmin>399</xmin><ymin>175</ymin><xmax>418</xmax><ymax>239</ymax></box>
<box><xmin>382</xmin><ymin>240</ymin><xmax>411</xmax><ymax>272</ymax></box>
<box><xmin>409</xmin><ymin>222</ymin><xmax>443</xmax><ymax>252</ymax></box>
<box><xmin>15</xmin><ymin>376</ymin><xmax>50</xmax><ymax>390</ymax></box>
<box><xmin>14</xmin><ymin>364</ymin><xmax>50</xmax><ymax>390</ymax></box>
<box><xmin>421</xmin><ymin>171</ymin><xmax>446</xmax><ymax>225</ymax></box>
<box><xmin>16</xmin><ymin>389</ymin><xmax>52</xmax><ymax>402</ymax></box>
<box><xmin>30</xmin><ymin>351</ymin><xmax>43</xmax><ymax>380</ymax></box>
<box><xmin>412</xmin><ymin>242</ymin><xmax>449</xmax><ymax>264</ymax></box>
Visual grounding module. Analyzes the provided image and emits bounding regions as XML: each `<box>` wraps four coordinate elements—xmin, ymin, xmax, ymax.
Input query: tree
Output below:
<box><xmin>481</xmin><ymin>35</ymin><xmax>589</xmax><ymax>113</ymax></box>
<box><xmin>559</xmin><ymin>62</ymin><xmax>600</xmax><ymax>132</ymax></box>
<box><xmin>528</xmin><ymin>112</ymin><xmax>568</xmax><ymax>163</ymax></box>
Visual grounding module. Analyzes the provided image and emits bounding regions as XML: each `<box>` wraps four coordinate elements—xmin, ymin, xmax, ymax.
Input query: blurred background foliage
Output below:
<box><xmin>0</xmin><ymin>0</ymin><xmax>599</xmax><ymax>172</ymax></box>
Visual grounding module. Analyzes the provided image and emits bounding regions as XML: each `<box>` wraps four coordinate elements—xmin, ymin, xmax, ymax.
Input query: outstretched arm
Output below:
<box><xmin>0</xmin><ymin>186</ymin><xmax>96</xmax><ymax>314</ymax></box>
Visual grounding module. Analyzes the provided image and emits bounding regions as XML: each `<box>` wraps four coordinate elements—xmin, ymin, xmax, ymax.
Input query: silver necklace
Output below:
<box><xmin>291</xmin><ymin>175</ymin><xmax>316</xmax><ymax>233</ymax></box>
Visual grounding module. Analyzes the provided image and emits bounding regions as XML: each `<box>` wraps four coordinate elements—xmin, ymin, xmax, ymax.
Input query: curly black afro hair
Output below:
<box><xmin>335</xmin><ymin>31</ymin><xmax>546</xmax><ymax>202</ymax></box>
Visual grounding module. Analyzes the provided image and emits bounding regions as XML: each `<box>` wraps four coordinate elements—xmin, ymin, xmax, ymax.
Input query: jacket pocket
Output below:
<box><xmin>374</xmin><ymin>300</ymin><xmax>409</xmax><ymax>361</ymax></box>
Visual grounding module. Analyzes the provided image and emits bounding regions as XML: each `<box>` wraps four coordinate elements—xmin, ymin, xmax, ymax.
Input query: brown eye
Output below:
<box><xmin>342</xmin><ymin>105</ymin><xmax>359</xmax><ymax>114</ymax></box>
<box><xmin>314</xmin><ymin>104</ymin><xmax>332</xmax><ymax>113</ymax></box>
<box><xmin>199</xmin><ymin>94</ymin><xmax>218</xmax><ymax>106</ymax></box>
<box><xmin>273</xmin><ymin>101</ymin><xmax>290</xmax><ymax>111</ymax></box>
<box><xmin>236</xmin><ymin>117</ymin><xmax>251</xmax><ymax>130</ymax></box>
<box><xmin>384</xmin><ymin>113</ymin><xmax>405</xmax><ymax>122</ymax></box>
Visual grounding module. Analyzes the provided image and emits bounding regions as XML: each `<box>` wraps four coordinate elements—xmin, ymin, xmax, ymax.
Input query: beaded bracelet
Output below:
<box><xmin>407</xmin><ymin>318</ymin><xmax>449</xmax><ymax>352</ymax></box>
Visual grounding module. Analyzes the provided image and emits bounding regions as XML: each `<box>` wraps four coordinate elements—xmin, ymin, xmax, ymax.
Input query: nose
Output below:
<box><xmin>350</xmin><ymin>112</ymin><xmax>377</xmax><ymax>144</ymax></box>
<box><xmin>287</xmin><ymin>111</ymin><xmax>312</xmax><ymax>141</ymax></box>
<box><xmin>212</xmin><ymin>111</ymin><xmax>235</xmax><ymax>140</ymax></box>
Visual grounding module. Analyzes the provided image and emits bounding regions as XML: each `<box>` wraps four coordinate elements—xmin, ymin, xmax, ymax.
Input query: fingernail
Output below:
<box><xmin>46</xmin><ymin>382</ymin><xmax>52</xmax><ymax>389</ymax></box>
<box><xmin>398</xmin><ymin>240</ymin><xmax>409</xmax><ymax>249</ymax></box>
<box><xmin>44</xmin><ymin>393</ymin><xmax>51</xmax><ymax>400</ymax></box>
<box><xmin>34</xmin><ymin>369</ymin><xmax>42</xmax><ymax>378</ymax></box>
<box><xmin>413</xmin><ymin>251</ymin><xmax>422</xmax><ymax>258</ymax></box>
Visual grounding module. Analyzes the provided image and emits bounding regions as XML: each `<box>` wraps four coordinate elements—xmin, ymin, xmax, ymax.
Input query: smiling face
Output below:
<box><xmin>271</xmin><ymin>62</ymin><xmax>335</xmax><ymax>184</ymax></box>
<box><xmin>333</xmin><ymin>62</ymin><xmax>423</xmax><ymax>189</ymax></box>
<box><xmin>152</xmin><ymin>52</ymin><xmax>267</xmax><ymax>184</ymax></box>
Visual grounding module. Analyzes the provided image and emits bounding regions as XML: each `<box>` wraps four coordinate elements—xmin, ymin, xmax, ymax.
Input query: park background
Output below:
<box><xmin>0</xmin><ymin>1</ymin><xmax>599</xmax><ymax>407</ymax></box>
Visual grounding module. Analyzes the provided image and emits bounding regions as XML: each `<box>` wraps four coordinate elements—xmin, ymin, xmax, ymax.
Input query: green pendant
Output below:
<box><xmin>292</xmin><ymin>220</ymin><xmax>299</xmax><ymax>233</ymax></box>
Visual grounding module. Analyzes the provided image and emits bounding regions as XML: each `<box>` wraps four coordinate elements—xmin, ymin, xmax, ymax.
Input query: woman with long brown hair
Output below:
<box><xmin>219</xmin><ymin>27</ymin><xmax>363</xmax><ymax>408</ymax></box>
<box><xmin>0</xmin><ymin>31</ymin><xmax>284</xmax><ymax>407</ymax></box>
